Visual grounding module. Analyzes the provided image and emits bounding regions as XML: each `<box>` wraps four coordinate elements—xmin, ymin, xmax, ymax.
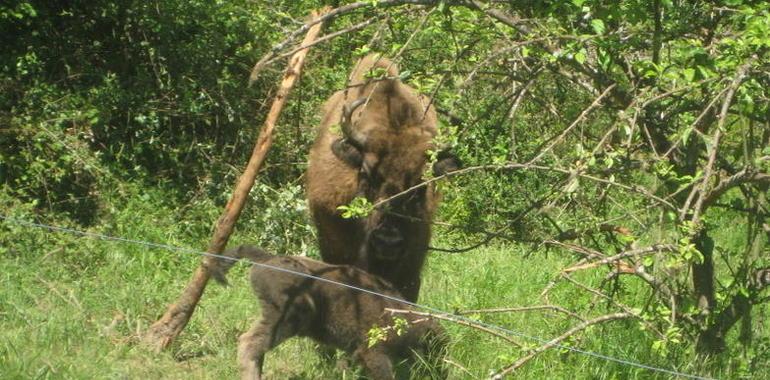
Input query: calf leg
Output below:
<box><xmin>355</xmin><ymin>346</ymin><xmax>395</xmax><ymax>380</ymax></box>
<box><xmin>316</xmin><ymin>344</ymin><xmax>337</xmax><ymax>362</ymax></box>
<box><xmin>238</xmin><ymin>317</ymin><xmax>296</xmax><ymax>380</ymax></box>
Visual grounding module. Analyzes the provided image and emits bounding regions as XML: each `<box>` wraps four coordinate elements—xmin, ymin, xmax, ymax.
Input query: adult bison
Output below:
<box><xmin>306</xmin><ymin>54</ymin><xmax>459</xmax><ymax>302</ymax></box>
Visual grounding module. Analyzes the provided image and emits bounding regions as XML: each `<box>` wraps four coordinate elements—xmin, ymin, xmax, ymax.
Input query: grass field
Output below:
<box><xmin>0</xmin><ymin>190</ymin><xmax>754</xmax><ymax>379</ymax></box>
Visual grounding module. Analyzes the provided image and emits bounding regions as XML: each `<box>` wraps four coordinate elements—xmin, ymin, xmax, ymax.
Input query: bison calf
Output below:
<box><xmin>210</xmin><ymin>245</ymin><xmax>447</xmax><ymax>380</ymax></box>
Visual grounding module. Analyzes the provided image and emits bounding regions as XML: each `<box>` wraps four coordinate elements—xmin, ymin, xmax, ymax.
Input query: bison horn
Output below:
<box><xmin>341</xmin><ymin>98</ymin><xmax>368</xmax><ymax>148</ymax></box>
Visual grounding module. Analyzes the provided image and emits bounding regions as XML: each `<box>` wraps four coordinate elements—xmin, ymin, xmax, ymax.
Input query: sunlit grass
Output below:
<box><xmin>0</xmin><ymin>191</ymin><xmax>763</xmax><ymax>379</ymax></box>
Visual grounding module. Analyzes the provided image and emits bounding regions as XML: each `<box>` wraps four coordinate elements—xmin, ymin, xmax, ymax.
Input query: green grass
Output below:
<box><xmin>0</xmin><ymin>191</ymin><xmax>758</xmax><ymax>379</ymax></box>
<box><xmin>0</xmin><ymin>243</ymin><xmax>694</xmax><ymax>379</ymax></box>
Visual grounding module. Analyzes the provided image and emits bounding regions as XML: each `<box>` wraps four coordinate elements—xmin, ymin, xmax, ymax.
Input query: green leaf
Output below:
<box><xmin>591</xmin><ymin>19</ymin><xmax>606</xmax><ymax>35</ymax></box>
<box><xmin>597</xmin><ymin>48</ymin><xmax>612</xmax><ymax>70</ymax></box>
<box><xmin>367</xmin><ymin>325</ymin><xmax>387</xmax><ymax>348</ymax></box>
<box><xmin>681</xmin><ymin>126</ymin><xmax>693</xmax><ymax>145</ymax></box>
<box><xmin>353</xmin><ymin>46</ymin><xmax>371</xmax><ymax>57</ymax></box>
<box><xmin>364</xmin><ymin>67</ymin><xmax>388</xmax><ymax>79</ymax></box>
<box><xmin>682</xmin><ymin>68</ymin><xmax>695</xmax><ymax>82</ymax></box>
<box><xmin>337</xmin><ymin>197</ymin><xmax>374</xmax><ymax>219</ymax></box>
<box><xmin>574</xmin><ymin>49</ymin><xmax>587</xmax><ymax>64</ymax></box>
<box><xmin>643</xmin><ymin>256</ymin><xmax>655</xmax><ymax>267</ymax></box>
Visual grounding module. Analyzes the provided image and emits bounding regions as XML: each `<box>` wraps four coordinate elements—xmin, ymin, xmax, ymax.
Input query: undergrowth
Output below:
<box><xmin>3</xmin><ymin>185</ymin><xmax>762</xmax><ymax>379</ymax></box>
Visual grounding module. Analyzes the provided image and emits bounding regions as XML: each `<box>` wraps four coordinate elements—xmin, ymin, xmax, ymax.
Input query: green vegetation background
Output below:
<box><xmin>2</xmin><ymin>1</ymin><xmax>769</xmax><ymax>379</ymax></box>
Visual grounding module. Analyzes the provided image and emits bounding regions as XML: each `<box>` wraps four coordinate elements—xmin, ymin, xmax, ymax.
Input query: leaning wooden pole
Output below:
<box><xmin>143</xmin><ymin>6</ymin><xmax>331</xmax><ymax>350</ymax></box>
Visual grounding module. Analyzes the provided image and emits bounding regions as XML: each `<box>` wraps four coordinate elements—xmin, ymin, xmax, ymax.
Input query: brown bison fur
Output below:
<box><xmin>306</xmin><ymin>54</ymin><xmax>460</xmax><ymax>302</ymax></box>
<box><xmin>210</xmin><ymin>245</ymin><xmax>448</xmax><ymax>380</ymax></box>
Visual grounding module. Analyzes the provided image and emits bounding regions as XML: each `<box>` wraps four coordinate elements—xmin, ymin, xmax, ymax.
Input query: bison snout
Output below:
<box><xmin>368</xmin><ymin>225</ymin><xmax>405</xmax><ymax>260</ymax></box>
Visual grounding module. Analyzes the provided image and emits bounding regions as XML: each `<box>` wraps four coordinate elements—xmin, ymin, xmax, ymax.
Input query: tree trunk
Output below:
<box><xmin>142</xmin><ymin>6</ymin><xmax>330</xmax><ymax>351</ymax></box>
<box><xmin>692</xmin><ymin>230</ymin><xmax>723</xmax><ymax>353</ymax></box>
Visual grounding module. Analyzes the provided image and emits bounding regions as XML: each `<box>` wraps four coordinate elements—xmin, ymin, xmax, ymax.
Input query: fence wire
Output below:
<box><xmin>0</xmin><ymin>214</ymin><xmax>715</xmax><ymax>380</ymax></box>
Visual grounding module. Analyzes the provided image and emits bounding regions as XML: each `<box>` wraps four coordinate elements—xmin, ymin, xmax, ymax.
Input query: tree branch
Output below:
<box><xmin>255</xmin><ymin>15</ymin><xmax>388</xmax><ymax>71</ymax></box>
<box><xmin>457</xmin><ymin>305</ymin><xmax>586</xmax><ymax>322</ymax></box>
<box><xmin>687</xmin><ymin>61</ymin><xmax>753</xmax><ymax>224</ymax></box>
<box><xmin>385</xmin><ymin>308</ymin><xmax>524</xmax><ymax>347</ymax></box>
<box><xmin>526</xmin><ymin>84</ymin><xmax>616</xmax><ymax>164</ymax></box>
<box><xmin>491</xmin><ymin>313</ymin><xmax>633</xmax><ymax>378</ymax></box>
<box><xmin>248</xmin><ymin>0</ymin><xmax>441</xmax><ymax>84</ymax></box>
<box><xmin>561</xmin><ymin>274</ymin><xmax>666</xmax><ymax>339</ymax></box>
<box><xmin>703</xmin><ymin>168</ymin><xmax>770</xmax><ymax>208</ymax></box>
<box><xmin>561</xmin><ymin>244</ymin><xmax>676</xmax><ymax>274</ymax></box>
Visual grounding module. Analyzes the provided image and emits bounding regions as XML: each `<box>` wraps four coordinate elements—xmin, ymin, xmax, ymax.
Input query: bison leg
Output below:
<box><xmin>238</xmin><ymin>317</ymin><xmax>296</xmax><ymax>380</ymax></box>
<box><xmin>400</xmin><ymin>277</ymin><xmax>422</xmax><ymax>303</ymax></box>
<box><xmin>313</xmin><ymin>211</ymin><xmax>363</xmax><ymax>266</ymax></box>
<box><xmin>389</xmin><ymin>264</ymin><xmax>423</xmax><ymax>302</ymax></box>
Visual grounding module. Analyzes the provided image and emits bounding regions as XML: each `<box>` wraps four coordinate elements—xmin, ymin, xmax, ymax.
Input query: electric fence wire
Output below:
<box><xmin>0</xmin><ymin>214</ymin><xmax>715</xmax><ymax>380</ymax></box>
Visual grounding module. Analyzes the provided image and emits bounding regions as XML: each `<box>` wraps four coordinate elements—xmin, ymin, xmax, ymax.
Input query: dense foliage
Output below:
<box><xmin>2</xmin><ymin>1</ymin><xmax>770</xmax><ymax>378</ymax></box>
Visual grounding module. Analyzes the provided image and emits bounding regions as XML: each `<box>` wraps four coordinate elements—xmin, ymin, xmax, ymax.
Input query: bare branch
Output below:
<box><xmin>639</xmin><ymin>77</ymin><xmax>720</xmax><ymax>108</ymax></box>
<box><xmin>526</xmin><ymin>84</ymin><xmax>616</xmax><ymax>164</ymax></box>
<box><xmin>248</xmin><ymin>0</ymin><xmax>440</xmax><ymax>83</ymax></box>
<box><xmin>553</xmin><ymin>223</ymin><xmax>633</xmax><ymax>242</ymax></box>
<box><xmin>687</xmin><ymin>61</ymin><xmax>753</xmax><ymax>223</ymax></box>
<box><xmin>256</xmin><ymin>16</ymin><xmax>386</xmax><ymax>70</ymax></box>
<box><xmin>144</xmin><ymin>7</ymin><xmax>331</xmax><ymax>350</ymax></box>
<box><xmin>371</xmin><ymin>161</ymin><xmax>677</xmax><ymax>213</ymax></box>
<box><xmin>507</xmin><ymin>70</ymin><xmax>540</xmax><ymax>158</ymax></box>
<box><xmin>617</xmin><ymin>266</ymin><xmax>681</xmax><ymax>319</ymax></box>
<box><xmin>561</xmin><ymin>244</ymin><xmax>677</xmax><ymax>274</ymax></box>
<box><xmin>443</xmin><ymin>358</ymin><xmax>479</xmax><ymax>379</ymax></box>
<box><xmin>662</xmin><ymin>85</ymin><xmax>729</xmax><ymax>160</ymax></box>
<box><xmin>703</xmin><ymin>168</ymin><xmax>770</xmax><ymax>208</ymax></box>
<box><xmin>463</xmin><ymin>1</ymin><xmax>631</xmax><ymax>105</ymax></box>
<box><xmin>490</xmin><ymin>313</ymin><xmax>633</xmax><ymax>378</ymax></box>
<box><xmin>466</xmin><ymin>0</ymin><xmax>532</xmax><ymax>33</ymax></box>
<box><xmin>457</xmin><ymin>305</ymin><xmax>586</xmax><ymax>322</ymax></box>
<box><xmin>385</xmin><ymin>308</ymin><xmax>524</xmax><ymax>347</ymax></box>
<box><xmin>545</xmin><ymin>240</ymin><xmax>606</xmax><ymax>260</ymax></box>
<box><xmin>561</xmin><ymin>274</ymin><xmax>666</xmax><ymax>339</ymax></box>
<box><xmin>458</xmin><ymin>39</ymin><xmax>547</xmax><ymax>92</ymax></box>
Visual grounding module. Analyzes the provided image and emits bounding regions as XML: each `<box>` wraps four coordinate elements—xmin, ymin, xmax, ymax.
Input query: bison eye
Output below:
<box><xmin>331</xmin><ymin>138</ymin><xmax>363</xmax><ymax>168</ymax></box>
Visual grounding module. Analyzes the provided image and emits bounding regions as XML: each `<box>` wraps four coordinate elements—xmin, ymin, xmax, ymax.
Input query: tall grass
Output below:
<box><xmin>0</xmin><ymin>188</ymin><xmax>761</xmax><ymax>379</ymax></box>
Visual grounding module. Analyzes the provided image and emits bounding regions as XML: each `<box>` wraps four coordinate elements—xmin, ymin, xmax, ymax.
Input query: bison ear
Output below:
<box><xmin>332</xmin><ymin>138</ymin><xmax>363</xmax><ymax>168</ymax></box>
<box><xmin>432</xmin><ymin>150</ymin><xmax>462</xmax><ymax>177</ymax></box>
